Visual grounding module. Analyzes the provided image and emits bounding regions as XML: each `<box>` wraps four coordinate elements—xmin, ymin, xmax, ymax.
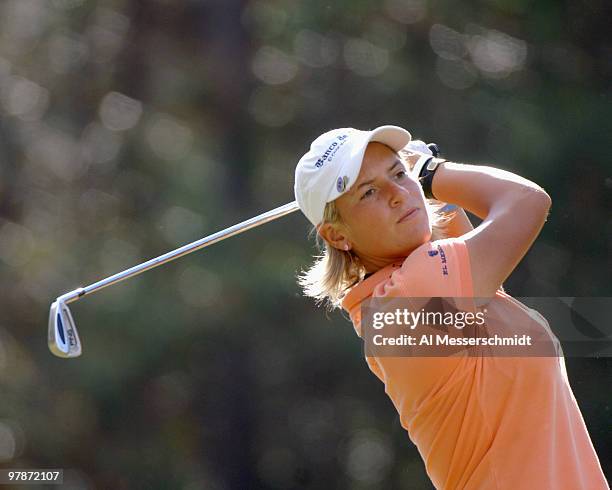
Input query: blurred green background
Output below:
<box><xmin>0</xmin><ymin>0</ymin><xmax>610</xmax><ymax>488</ymax></box>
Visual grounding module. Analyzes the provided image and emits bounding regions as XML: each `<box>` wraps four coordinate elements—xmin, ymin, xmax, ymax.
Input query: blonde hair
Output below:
<box><xmin>297</xmin><ymin>148</ymin><xmax>457</xmax><ymax>311</ymax></box>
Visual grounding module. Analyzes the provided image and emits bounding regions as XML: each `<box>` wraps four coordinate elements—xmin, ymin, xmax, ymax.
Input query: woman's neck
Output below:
<box><xmin>360</xmin><ymin>255</ymin><xmax>404</xmax><ymax>275</ymax></box>
<box><xmin>358</xmin><ymin>242</ymin><xmax>427</xmax><ymax>274</ymax></box>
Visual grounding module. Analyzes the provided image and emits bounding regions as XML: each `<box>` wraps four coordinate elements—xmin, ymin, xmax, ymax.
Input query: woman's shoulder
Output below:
<box><xmin>384</xmin><ymin>236</ymin><xmax>473</xmax><ymax>298</ymax></box>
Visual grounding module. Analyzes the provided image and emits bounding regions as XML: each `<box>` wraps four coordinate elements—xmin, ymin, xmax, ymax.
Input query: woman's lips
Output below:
<box><xmin>398</xmin><ymin>207</ymin><xmax>418</xmax><ymax>223</ymax></box>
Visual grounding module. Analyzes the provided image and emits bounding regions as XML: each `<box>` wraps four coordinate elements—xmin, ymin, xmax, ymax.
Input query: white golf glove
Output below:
<box><xmin>406</xmin><ymin>139</ymin><xmax>434</xmax><ymax>156</ymax></box>
<box><xmin>407</xmin><ymin>140</ymin><xmax>439</xmax><ymax>180</ymax></box>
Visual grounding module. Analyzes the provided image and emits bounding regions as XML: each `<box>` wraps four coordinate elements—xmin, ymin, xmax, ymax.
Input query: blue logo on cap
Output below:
<box><xmin>337</xmin><ymin>175</ymin><xmax>349</xmax><ymax>193</ymax></box>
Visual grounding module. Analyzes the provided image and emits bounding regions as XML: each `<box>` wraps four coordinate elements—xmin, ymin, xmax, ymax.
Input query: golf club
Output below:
<box><xmin>48</xmin><ymin>200</ymin><xmax>300</xmax><ymax>358</ymax></box>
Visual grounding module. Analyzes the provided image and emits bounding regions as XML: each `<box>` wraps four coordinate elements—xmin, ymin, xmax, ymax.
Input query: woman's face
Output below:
<box><xmin>320</xmin><ymin>142</ymin><xmax>432</xmax><ymax>272</ymax></box>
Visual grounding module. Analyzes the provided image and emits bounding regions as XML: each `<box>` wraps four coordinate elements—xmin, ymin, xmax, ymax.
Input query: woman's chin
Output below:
<box><xmin>400</xmin><ymin>226</ymin><xmax>431</xmax><ymax>249</ymax></box>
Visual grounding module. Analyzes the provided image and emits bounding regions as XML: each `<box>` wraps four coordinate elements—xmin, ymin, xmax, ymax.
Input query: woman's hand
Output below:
<box><xmin>403</xmin><ymin>152</ymin><xmax>421</xmax><ymax>173</ymax></box>
<box><xmin>402</xmin><ymin>140</ymin><xmax>441</xmax><ymax>173</ymax></box>
<box><xmin>401</xmin><ymin>140</ymin><xmax>434</xmax><ymax>172</ymax></box>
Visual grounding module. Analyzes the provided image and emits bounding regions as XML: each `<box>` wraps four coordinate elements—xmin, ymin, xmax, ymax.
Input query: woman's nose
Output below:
<box><xmin>387</xmin><ymin>182</ymin><xmax>406</xmax><ymax>207</ymax></box>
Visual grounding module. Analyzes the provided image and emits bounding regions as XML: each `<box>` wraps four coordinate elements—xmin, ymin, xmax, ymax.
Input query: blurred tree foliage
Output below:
<box><xmin>0</xmin><ymin>0</ymin><xmax>610</xmax><ymax>488</ymax></box>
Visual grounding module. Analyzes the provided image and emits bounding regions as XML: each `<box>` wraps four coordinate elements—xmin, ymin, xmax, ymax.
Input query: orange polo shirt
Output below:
<box><xmin>341</xmin><ymin>237</ymin><xmax>609</xmax><ymax>489</ymax></box>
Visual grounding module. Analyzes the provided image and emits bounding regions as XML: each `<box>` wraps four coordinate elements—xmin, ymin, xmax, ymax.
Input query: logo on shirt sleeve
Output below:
<box><xmin>428</xmin><ymin>245</ymin><xmax>448</xmax><ymax>275</ymax></box>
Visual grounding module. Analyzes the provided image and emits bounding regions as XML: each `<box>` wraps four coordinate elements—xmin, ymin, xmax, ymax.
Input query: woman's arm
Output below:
<box><xmin>431</xmin><ymin>160</ymin><xmax>551</xmax><ymax>298</ymax></box>
<box><xmin>441</xmin><ymin>205</ymin><xmax>506</xmax><ymax>293</ymax></box>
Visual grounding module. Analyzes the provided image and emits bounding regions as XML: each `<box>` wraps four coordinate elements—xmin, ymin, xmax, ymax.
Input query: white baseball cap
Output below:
<box><xmin>294</xmin><ymin>125</ymin><xmax>412</xmax><ymax>226</ymax></box>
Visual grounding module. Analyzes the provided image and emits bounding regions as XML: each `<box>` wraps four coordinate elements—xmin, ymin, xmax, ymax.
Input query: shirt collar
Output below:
<box><xmin>341</xmin><ymin>260</ymin><xmax>403</xmax><ymax>314</ymax></box>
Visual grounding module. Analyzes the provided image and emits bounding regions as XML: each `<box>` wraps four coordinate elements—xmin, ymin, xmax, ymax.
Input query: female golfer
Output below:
<box><xmin>294</xmin><ymin>125</ymin><xmax>608</xmax><ymax>489</ymax></box>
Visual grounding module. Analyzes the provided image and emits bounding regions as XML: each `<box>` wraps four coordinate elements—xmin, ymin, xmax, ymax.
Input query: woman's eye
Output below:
<box><xmin>395</xmin><ymin>170</ymin><xmax>407</xmax><ymax>179</ymax></box>
<box><xmin>361</xmin><ymin>188</ymin><xmax>375</xmax><ymax>199</ymax></box>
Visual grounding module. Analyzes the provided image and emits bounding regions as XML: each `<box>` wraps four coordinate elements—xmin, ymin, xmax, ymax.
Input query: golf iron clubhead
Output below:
<box><xmin>48</xmin><ymin>300</ymin><xmax>82</xmax><ymax>358</ymax></box>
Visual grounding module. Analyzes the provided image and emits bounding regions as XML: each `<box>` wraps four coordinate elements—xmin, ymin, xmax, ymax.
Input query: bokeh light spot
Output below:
<box><xmin>344</xmin><ymin>38</ymin><xmax>389</xmax><ymax>77</ymax></box>
<box><xmin>252</xmin><ymin>46</ymin><xmax>298</xmax><ymax>85</ymax></box>
<box><xmin>468</xmin><ymin>28</ymin><xmax>527</xmax><ymax>78</ymax></box>
<box><xmin>293</xmin><ymin>30</ymin><xmax>339</xmax><ymax>68</ymax></box>
<box><xmin>429</xmin><ymin>24</ymin><xmax>467</xmax><ymax>61</ymax></box>
<box><xmin>145</xmin><ymin>114</ymin><xmax>194</xmax><ymax>161</ymax></box>
<box><xmin>1</xmin><ymin>76</ymin><xmax>49</xmax><ymax>121</ymax></box>
<box><xmin>99</xmin><ymin>91</ymin><xmax>143</xmax><ymax>131</ymax></box>
<box><xmin>343</xmin><ymin>429</ymin><xmax>393</xmax><ymax>484</ymax></box>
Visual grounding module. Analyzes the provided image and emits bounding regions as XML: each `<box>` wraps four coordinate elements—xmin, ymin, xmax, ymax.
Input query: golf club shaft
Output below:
<box><xmin>58</xmin><ymin>200</ymin><xmax>300</xmax><ymax>304</ymax></box>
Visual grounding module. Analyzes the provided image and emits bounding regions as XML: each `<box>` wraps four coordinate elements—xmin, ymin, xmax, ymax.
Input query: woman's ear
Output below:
<box><xmin>317</xmin><ymin>222</ymin><xmax>351</xmax><ymax>252</ymax></box>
